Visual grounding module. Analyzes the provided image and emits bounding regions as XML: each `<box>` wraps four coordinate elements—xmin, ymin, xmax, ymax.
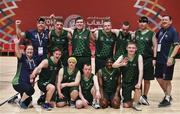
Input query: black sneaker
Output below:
<box><xmin>158</xmin><ymin>99</ymin><xmax>171</xmax><ymax>107</ymax></box>
<box><xmin>41</xmin><ymin>103</ymin><xmax>52</xmax><ymax>111</ymax></box>
<box><xmin>8</xmin><ymin>95</ymin><xmax>18</xmax><ymax>104</ymax></box>
<box><xmin>27</xmin><ymin>101</ymin><xmax>34</xmax><ymax>108</ymax></box>
<box><xmin>170</xmin><ymin>96</ymin><xmax>173</xmax><ymax>102</ymax></box>
<box><xmin>37</xmin><ymin>95</ymin><xmax>45</xmax><ymax>105</ymax></box>
<box><xmin>18</xmin><ymin>101</ymin><xmax>28</xmax><ymax>109</ymax></box>
<box><xmin>160</xmin><ymin>96</ymin><xmax>172</xmax><ymax>103</ymax></box>
<box><xmin>69</xmin><ymin>100</ymin><xmax>75</xmax><ymax>108</ymax></box>
<box><xmin>163</xmin><ymin>96</ymin><xmax>173</xmax><ymax>101</ymax></box>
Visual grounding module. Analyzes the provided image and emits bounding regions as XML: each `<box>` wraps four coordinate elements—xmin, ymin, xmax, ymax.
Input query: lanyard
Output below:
<box><xmin>28</xmin><ymin>60</ymin><xmax>35</xmax><ymax>70</ymax></box>
<box><xmin>26</xmin><ymin>56</ymin><xmax>36</xmax><ymax>70</ymax></box>
<box><xmin>159</xmin><ymin>31</ymin><xmax>167</xmax><ymax>44</ymax></box>
<box><xmin>37</xmin><ymin>32</ymin><xmax>44</xmax><ymax>46</ymax></box>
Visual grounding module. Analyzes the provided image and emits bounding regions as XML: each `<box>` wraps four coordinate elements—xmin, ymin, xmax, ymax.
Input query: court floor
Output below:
<box><xmin>0</xmin><ymin>57</ymin><xmax>180</xmax><ymax>114</ymax></box>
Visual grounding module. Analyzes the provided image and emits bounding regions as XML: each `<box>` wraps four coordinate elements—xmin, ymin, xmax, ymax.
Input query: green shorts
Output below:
<box><xmin>82</xmin><ymin>91</ymin><xmax>93</xmax><ymax>104</ymax></box>
<box><xmin>56</xmin><ymin>86</ymin><xmax>79</xmax><ymax>103</ymax></box>
<box><xmin>37</xmin><ymin>81</ymin><xmax>51</xmax><ymax>93</ymax></box>
<box><xmin>122</xmin><ymin>81</ymin><xmax>136</xmax><ymax>103</ymax></box>
<box><xmin>38</xmin><ymin>81</ymin><xmax>57</xmax><ymax>102</ymax></box>
<box><xmin>103</xmin><ymin>91</ymin><xmax>116</xmax><ymax>101</ymax></box>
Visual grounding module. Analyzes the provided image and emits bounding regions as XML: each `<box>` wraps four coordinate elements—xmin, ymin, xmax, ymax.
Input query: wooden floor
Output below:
<box><xmin>0</xmin><ymin>57</ymin><xmax>180</xmax><ymax>114</ymax></box>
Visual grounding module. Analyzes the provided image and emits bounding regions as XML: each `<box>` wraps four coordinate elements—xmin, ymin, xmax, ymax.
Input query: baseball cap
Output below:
<box><xmin>139</xmin><ymin>16</ymin><xmax>149</xmax><ymax>23</ymax></box>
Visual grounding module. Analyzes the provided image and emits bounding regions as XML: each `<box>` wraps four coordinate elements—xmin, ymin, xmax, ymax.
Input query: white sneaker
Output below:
<box><xmin>132</xmin><ymin>102</ymin><xmax>142</xmax><ymax>111</ymax></box>
<box><xmin>139</xmin><ymin>96</ymin><xmax>149</xmax><ymax>105</ymax></box>
<box><xmin>92</xmin><ymin>101</ymin><xmax>100</xmax><ymax>109</ymax></box>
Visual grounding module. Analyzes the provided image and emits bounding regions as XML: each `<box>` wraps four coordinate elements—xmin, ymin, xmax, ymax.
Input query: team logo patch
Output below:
<box><xmin>145</xmin><ymin>37</ymin><xmax>149</xmax><ymax>41</ymax></box>
<box><xmin>100</xmin><ymin>37</ymin><xmax>104</xmax><ymax>41</ymax></box>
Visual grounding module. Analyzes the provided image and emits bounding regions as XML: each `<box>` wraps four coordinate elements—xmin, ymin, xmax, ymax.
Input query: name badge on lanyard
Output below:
<box><xmin>38</xmin><ymin>47</ymin><xmax>43</xmax><ymax>55</ymax></box>
<box><xmin>157</xmin><ymin>44</ymin><xmax>161</xmax><ymax>52</ymax></box>
<box><xmin>37</xmin><ymin>32</ymin><xmax>44</xmax><ymax>55</ymax></box>
<box><xmin>157</xmin><ymin>31</ymin><xmax>167</xmax><ymax>52</ymax></box>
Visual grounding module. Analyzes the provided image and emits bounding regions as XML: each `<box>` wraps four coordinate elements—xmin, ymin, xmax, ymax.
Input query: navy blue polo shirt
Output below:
<box><xmin>156</xmin><ymin>26</ymin><xmax>179</xmax><ymax>64</ymax></box>
<box><xmin>12</xmin><ymin>54</ymin><xmax>36</xmax><ymax>85</ymax></box>
<box><xmin>25</xmin><ymin>29</ymin><xmax>49</xmax><ymax>56</ymax></box>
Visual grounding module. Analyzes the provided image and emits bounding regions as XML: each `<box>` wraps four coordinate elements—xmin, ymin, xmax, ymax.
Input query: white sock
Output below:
<box><xmin>165</xmin><ymin>95</ymin><xmax>170</xmax><ymax>102</ymax></box>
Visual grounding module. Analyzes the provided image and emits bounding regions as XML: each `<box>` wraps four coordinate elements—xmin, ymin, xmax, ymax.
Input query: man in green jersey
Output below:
<box><xmin>135</xmin><ymin>16</ymin><xmax>157</xmax><ymax>105</ymax></box>
<box><xmin>56</xmin><ymin>57</ymin><xmax>81</xmax><ymax>108</ymax></box>
<box><xmin>113</xmin><ymin>42</ymin><xmax>143</xmax><ymax>111</ymax></box>
<box><xmin>94</xmin><ymin>19</ymin><xmax>117</xmax><ymax>73</ymax></box>
<box><xmin>76</xmin><ymin>63</ymin><xmax>101</xmax><ymax>109</ymax></box>
<box><xmin>48</xmin><ymin>18</ymin><xmax>72</xmax><ymax>67</ymax></box>
<box><xmin>64</xmin><ymin>17</ymin><xmax>95</xmax><ymax>71</ymax></box>
<box><xmin>97</xmin><ymin>58</ymin><xmax>121</xmax><ymax>109</ymax></box>
<box><xmin>30</xmin><ymin>48</ymin><xmax>62</xmax><ymax>111</ymax></box>
<box><xmin>114</xmin><ymin>21</ymin><xmax>133</xmax><ymax>60</ymax></box>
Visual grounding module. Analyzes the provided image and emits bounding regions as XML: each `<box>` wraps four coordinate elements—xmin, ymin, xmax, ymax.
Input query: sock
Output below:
<box><xmin>165</xmin><ymin>95</ymin><xmax>170</xmax><ymax>102</ymax></box>
<box><xmin>45</xmin><ymin>101</ymin><xmax>49</xmax><ymax>104</ymax></box>
<box><xmin>133</xmin><ymin>102</ymin><xmax>138</xmax><ymax>106</ymax></box>
<box><xmin>93</xmin><ymin>99</ymin><xmax>98</xmax><ymax>104</ymax></box>
<box><xmin>93</xmin><ymin>99</ymin><xmax>96</xmax><ymax>103</ymax></box>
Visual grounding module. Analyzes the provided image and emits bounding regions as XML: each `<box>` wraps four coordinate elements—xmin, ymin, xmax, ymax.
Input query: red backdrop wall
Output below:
<box><xmin>0</xmin><ymin>0</ymin><xmax>179</xmax><ymax>50</ymax></box>
<box><xmin>13</xmin><ymin>0</ymin><xmax>180</xmax><ymax>31</ymax></box>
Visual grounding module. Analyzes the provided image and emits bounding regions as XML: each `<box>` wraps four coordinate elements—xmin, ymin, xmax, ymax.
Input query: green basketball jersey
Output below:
<box><xmin>114</xmin><ymin>31</ymin><xmax>132</xmax><ymax>60</ymax></box>
<box><xmin>72</xmin><ymin>28</ymin><xmax>91</xmax><ymax>57</ymax></box>
<box><xmin>80</xmin><ymin>73</ymin><xmax>94</xmax><ymax>95</ymax></box>
<box><xmin>39</xmin><ymin>57</ymin><xmax>62</xmax><ymax>85</ymax></box>
<box><xmin>121</xmin><ymin>54</ymin><xmax>139</xmax><ymax>83</ymax></box>
<box><xmin>49</xmin><ymin>29</ymin><xmax>68</xmax><ymax>55</ymax></box>
<box><xmin>96</xmin><ymin>30</ymin><xmax>116</xmax><ymax>59</ymax></box>
<box><xmin>100</xmin><ymin>67</ymin><xmax>119</xmax><ymax>92</ymax></box>
<box><xmin>62</xmin><ymin>67</ymin><xmax>79</xmax><ymax>83</ymax></box>
<box><xmin>135</xmin><ymin>29</ymin><xmax>155</xmax><ymax>58</ymax></box>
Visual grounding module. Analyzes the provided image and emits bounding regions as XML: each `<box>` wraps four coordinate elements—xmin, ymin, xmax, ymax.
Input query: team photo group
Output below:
<box><xmin>9</xmin><ymin>14</ymin><xmax>180</xmax><ymax>111</ymax></box>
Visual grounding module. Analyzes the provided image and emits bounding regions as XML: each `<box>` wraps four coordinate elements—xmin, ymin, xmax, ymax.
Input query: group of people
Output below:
<box><xmin>10</xmin><ymin>14</ymin><xmax>179</xmax><ymax>111</ymax></box>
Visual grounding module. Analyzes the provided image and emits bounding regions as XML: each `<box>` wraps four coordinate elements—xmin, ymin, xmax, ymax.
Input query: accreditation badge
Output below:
<box><xmin>157</xmin><ymin>44</ymin><xmax>161</xmax><ymax>52</ymax></box>
<box><xmin>38</xmin><ymin>47</ymin><xmax>43</xmax><ymax>55</ymax></box>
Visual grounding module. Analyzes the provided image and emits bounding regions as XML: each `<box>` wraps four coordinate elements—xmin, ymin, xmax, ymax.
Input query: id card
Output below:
<box><xmin>157</xmin><ymin>44</ymin><xmax>161</xmax><ymax>52</ymax></box>
<box><xmin>38</xmin><ymin>47</ymin><xmax>43</xmax><ymax>55</ymax></box>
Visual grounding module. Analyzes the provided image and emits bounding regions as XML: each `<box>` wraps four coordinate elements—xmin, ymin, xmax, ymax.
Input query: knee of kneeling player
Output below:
<box><xmin>76</xmin><ymin>100</ymin><xmax>83</xmax><ymax>109</ymax></box>
<box><xmin>100</xmin><ymin>98</ymin><xmax>109</xmax><ymax>108</ymax></box>
<box><xmin>70</xmin><ymin>90</ymin><xmax>79</xmax><ymax>100</ymax></box>
<box><xmin>111</xmin><ymin>99</ymin><xmax>120</xmax><ymax>109</ymax></box>
<box><xmin>123</xmin><ymin>102</ymin><xmax>132</xmax><ymax>108</ymax></box>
